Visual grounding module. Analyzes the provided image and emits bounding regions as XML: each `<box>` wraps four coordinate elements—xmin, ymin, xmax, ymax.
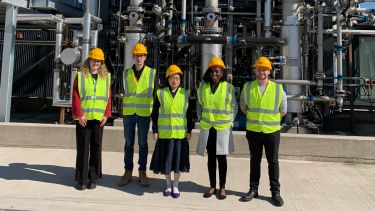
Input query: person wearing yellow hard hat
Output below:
<box><xmin>148</xmin><ymin>64</ymin><xmax>194</xmax><ymax>198</ymax></box>
<box><xmin>239</xmin><ymin>56</ymin><xmax>287</xmax><ymax>206</ymax></box>
<box><xmin>118</xmin><ymin>42</ymin><xmax>158</xmax><ymax>187</ymax></box>
<box><xmin>196</xmin><ymin>56</ymin><xmax>237</xmax><ymax>200</ymax></box>
<box><xmin>72</xmin><ymin>47</ymin><xmax>111</xmax><ymax>190</ymax></box>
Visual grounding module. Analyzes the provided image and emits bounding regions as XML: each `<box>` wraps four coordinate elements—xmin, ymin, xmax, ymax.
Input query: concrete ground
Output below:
<box><xmin>0</xmin><ymin>147</ymin><xmax>374</xmax><ymax>211</ymax></box>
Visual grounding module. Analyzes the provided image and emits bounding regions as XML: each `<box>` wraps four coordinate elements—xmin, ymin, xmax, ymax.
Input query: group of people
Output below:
<box><xmin>72</xmin><ymin>43</ymin><xmax>287</xmax><ymax>207</ymax></box>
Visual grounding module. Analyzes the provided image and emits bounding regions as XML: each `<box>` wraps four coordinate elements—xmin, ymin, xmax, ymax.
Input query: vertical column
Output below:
<box><xmin>0</xmin><ymin>5</ymin><xmax>18</xmax><ymax>122</ymax></box>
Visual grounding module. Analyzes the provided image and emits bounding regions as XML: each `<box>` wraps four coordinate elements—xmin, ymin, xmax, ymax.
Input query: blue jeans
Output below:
<box><xmin>123</xmin><ymin>115</ymin><xmax>150</xmax><ymax>171</ymax></box>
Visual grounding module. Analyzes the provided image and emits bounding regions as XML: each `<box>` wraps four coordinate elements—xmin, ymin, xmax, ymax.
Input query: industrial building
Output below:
<box><xmin>1</xmin><ymin>0</ymin><xmax>374</xmax><ymax>135</ymax></box>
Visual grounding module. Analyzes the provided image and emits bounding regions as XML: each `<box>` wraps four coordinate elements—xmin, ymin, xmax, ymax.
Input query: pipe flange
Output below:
<box><xmin>202</xmin><ymin>28</ymin><xmax>223</xmax><ymax>34</ymax></box>
<box><xmin>202</xmin><ymin>7</ymin><xmax>221</xmax><ymax>14</ymax></box>
<box><xmin>126</xmin><ymin>6</ymin><xmax>145</xmax><ymax>13</ymax></box>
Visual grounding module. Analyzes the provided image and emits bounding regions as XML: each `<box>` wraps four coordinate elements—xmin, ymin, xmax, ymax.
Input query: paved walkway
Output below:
<box><xmin>0</xmin><ymin>147</ymin><xmax>374</xmax><ymax>211</ymax></box>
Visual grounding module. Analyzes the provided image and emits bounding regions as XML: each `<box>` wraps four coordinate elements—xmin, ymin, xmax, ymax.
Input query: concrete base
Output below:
<box><xmin>1</xmin><ymin>122</ymin><xmax>375</xmax><ymax>164</ymax></box>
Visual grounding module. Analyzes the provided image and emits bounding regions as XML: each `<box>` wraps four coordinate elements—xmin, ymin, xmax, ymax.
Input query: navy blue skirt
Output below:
<box><xmin>150</xmin><ymin>138</ymin><xmax>190</xmax><ymax>174</ymax></box>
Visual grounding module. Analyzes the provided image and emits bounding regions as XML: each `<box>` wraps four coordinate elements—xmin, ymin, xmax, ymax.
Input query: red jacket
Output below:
<box><xmin>72</xmin><ymin>77</ymin><xmax>112</xmax><ymax>119</ymax></box>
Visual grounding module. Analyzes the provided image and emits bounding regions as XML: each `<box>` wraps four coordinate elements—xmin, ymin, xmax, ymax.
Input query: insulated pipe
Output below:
<box><xmin>335</xmin><ymin>5</ymin><xmax>344</xmax><ymax>110</ymax></box>
<box><xmin>81</xmin><ymin>1</ymin><xmax>91</xmax><ymax>66</ymax></box>
<box><xmin>201</xmin><ymin>0</ymin><xmax>221</xmax><ymax>79</ymax></box>
<box><xmin>287</xmin><ymin>95</ymin><xmax>335</xmax><ymax>102</ymax></box>
<box><xmin>282</xmin><ymin>0</ymin><xmax>303</xmax><ymax>115</ymax></box>
<box><xmin>317</xmin><ymin>4</ymin><xmax>324</xmax><ymax>95</ymax></box>
<box><xmin>256</xmin><ymin>0</ymin><xmax>262</xmax><ymax>38</ymax></box>
<box><xmin>167</xmin><ymin>0</ymin><xmax>174</xmax><ymax>36</ymax></box>
<box><xmin>181</xmin><ymin>0</ymin><xmax>187</xmax><ymax>34</ymax></box>
<box><xmin>273</xmin><ymin>80</ymin><xmax>317</xmax><ymax>86</ymax></box>
<box><xmin>264</xmin><ymin>0</ymin><xmax>272</xmax><ymax>38</ymax></box>
<box><xmin>64</xmin><ymin>18</ymin><xmax>83</xmax><ymax>24</ymax></box>
<box><xmin>324</xmin><ymin>29</ymin><xmax>375</xmax><ymax>35</ymax></box>
<box><xmin>163</xmin><ymin>35</ymin><xmax>285</xmax><ymax>45</ymax></box>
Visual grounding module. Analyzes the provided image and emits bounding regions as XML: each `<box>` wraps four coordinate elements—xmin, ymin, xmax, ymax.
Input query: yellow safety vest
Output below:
<box><xmin>243</xmin><ymin>80</ymin><xmax>283</xmax><ymax>133</ymax></box>
<box><xmin>122</xmin><ymin>66</ymin><xmax>156</xmax><ymax>117</ymax></box>
<box><xmin>157</xmin><ymin>87</ymin><xmax>189</xmax><ymax>139</ymax></box>
<box><xmin>198</xmin><ymin>81</ymin><xmax>233</xmax><ymax>131</ymax></box>
<box><xmin>77</xmin><ymin>72</ymin><xmax>111</xmax><ymax>121</ymax></box>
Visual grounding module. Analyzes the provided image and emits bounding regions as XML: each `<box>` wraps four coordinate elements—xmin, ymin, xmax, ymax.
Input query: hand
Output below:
<box><xmin>153</xmin><ymin>133</ymin><xmax>158</xmax><ymax>141</ymax></box>
<box><xmin>79</xmin><ymin>116</ymin><xmax>87</xmax><ymax>127</ymax></box>
<box><xmin>100</xmin><ymin>116</ymin><xmax>108</xmax><ymax>127</ymax></box>
<box><xmin>186</xmin><ymin>133</ymin><xmax>192</xmax><ymax>141</ymax></box>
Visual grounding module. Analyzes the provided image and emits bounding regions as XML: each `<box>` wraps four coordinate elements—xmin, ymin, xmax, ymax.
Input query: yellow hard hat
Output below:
<box><xmin>132</xmin><ymin>43</ymin><xmax>148</xmax><ymax>55</ymax></box>
<box><xmin>166</xmin><ymin>64</ymin><xmax>183</xmax><ymax>78</ymax></box>
<box><xmin>254</xmin><ymin>56</ymin><xmax>272</xmax><ymax>70</ymax></box>
<box><xmin>208</xmin><ymin>56</ymin><xmax>225</xmax><ymax>69</ymax></box>
<box><xmin>88</xmin><ymin>48</ymin><xmax>105</xmax><ymax>61</ymax></box>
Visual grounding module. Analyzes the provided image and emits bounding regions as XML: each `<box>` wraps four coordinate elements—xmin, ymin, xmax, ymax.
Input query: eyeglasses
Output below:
<box><xmin>169</xmin><ymin>76</ymin><xmax>181</xmax><ymax>81</ymax></box>
<box><xmin>90</xmin><ymin>59</ymin><xmax>102</xmax><ymax>63</ymax></box>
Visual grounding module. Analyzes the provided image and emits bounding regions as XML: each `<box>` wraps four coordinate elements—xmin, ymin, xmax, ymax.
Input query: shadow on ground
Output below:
<box><xmin>0</xmin><ymin>163</ymin><xmax>244</xmax><ymax>198</ymax></box>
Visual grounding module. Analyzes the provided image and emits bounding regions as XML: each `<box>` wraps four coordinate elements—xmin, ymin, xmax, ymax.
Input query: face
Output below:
<box><xmin>168</xmin><ymin>74</ymin><xmax>181</xmax><ymax>89</ymax></box>
<box><xmin>89</xmin><ymin>59</ymin><xmax>103</xmax><ymax>72</ymax></box>
<box><xmin>210</xmin><ymin>67</ymin><xmax>223</xmax><ymax>84</ymax></box>
<box><xmin>133</xmin><ymin>54</ymin><xmax>146</xmax><ymax>67</ymax></box>
<box><xmin>254</xmin><ymin>67</ymin><xmax>270</xmax><ymax>80</ymax></box>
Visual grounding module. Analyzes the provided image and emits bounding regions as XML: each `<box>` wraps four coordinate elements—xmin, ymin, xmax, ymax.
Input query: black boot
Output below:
<box><xmin>272</xmin><ymin>192</ymin><xmax>284</xmax><ymax>207</ymax></box>
<box><xmin>239</xmin><ymin>189</ymin><xmax>258</xmax><ymax>202</ymax></box>
<box><xmin>75</xmin><ymin>181</ymin><xmax>86</xmax><ymax>191</ymax></box>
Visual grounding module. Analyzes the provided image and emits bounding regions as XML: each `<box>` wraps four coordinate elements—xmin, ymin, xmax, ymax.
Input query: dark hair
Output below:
<box><xmin>202</xmin><ymin>68</ymin><xmax>228</xmax><ymax>83</ymax></box>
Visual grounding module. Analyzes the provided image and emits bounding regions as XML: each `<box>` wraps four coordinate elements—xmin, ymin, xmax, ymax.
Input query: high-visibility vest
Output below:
<box><xmin>122</xmin><ymin>66</ymin><xmax>156</xmax><ymax>117</ymax></box>
<box><xmin>197</xmin><ymin>81</ymin><xmax>233</xmax><ymax>131</ymax></box>
<box><xmin>77</xmin><ymin>72</ymin><xmax>111</xmax><ymax>121</ymax></box>
<box><xmin>243</xmin><ymin>80</ymin><xmax>283</xmax><ymax>133</ymax></box>
<box><xmin>157</xmin><ymin>87</ymin><xmax>189</xmax><ymax>139</ymax></box>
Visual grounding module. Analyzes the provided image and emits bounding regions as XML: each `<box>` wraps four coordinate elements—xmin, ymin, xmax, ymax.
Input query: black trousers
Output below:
<box><xmin>246</xmin><ymin>130</ymin><xmax>280</xmax><ymax>193</ymax></box>
<box><xmin>75</xmin><ymin>120</ymin><xmax>103</xmax><ymax>183</ymax></box>
<box><xmin>206</xmin><ymin>127</ymin><xmax>227</xmax><ymax>189</ymax></box>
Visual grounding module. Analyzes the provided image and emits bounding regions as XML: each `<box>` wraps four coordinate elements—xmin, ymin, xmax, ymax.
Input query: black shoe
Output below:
<box><xmin>217</xmin><ymin>188</ymin><xmax>227</xmax><ymax>200</ymax></box>
<box><xmin>203</xmin><ymin>188</ymin><xmax>217</xmax><ymax>198</ymax></box>
<box><xmin>272</xmin><ymin>193</ymin><xmax>284</xmax><ymax>207</ymax></box>
<box><xmin>87</xmin><ymin>181</ymin><xmax>97</xmax><ymax>190</ymax></box>
<box><xmin>239</xmin><ymin>189</ymin><xmax>258</xmax><ymax>202</ymax></box>
<box><xmin>75</xmin><ymin>182</ymin><xmax>86</xmax><ymax>191</ymax></box>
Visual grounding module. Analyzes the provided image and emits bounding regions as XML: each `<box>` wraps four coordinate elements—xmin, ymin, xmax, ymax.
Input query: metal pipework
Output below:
<box><xmin>163</xmin><ymin>35</ymin><xmax>285</xmax><ymax>45</ymax></box>
<box><xmin>324</xmin><ymin>29</ymin><xmax>375</xmax><ymax>35</ymax></box>
<box><xmin>316</xmin><ymin>4</ymin><xmax>324</xmax><ymax>95</ymax></box>
<box><xmin>181</xmin><ymin>0</ymin><xmax>187</xmax><ymax>34</ymax></box>
<box><xmin>124</xmin><ymin>0</ymin><xmax>145</xmax><ymax>69</ymax></box>
<box><xmin>201</xmin><ymin>0</ymin><xmax>222</xmax><ymax>79</ymax></box>
<box><xmin>273</xmin><ymin>80</ymin><xmax>317</xmax><ymax>86</ymax></box>
<box><xmin>335</xmin><ymin>4</ymin><xmax>345</xmax><ymax>111</ymax></box>
<box><xmin>282</xmin><ymin>0</ymin><xmax>303</xmax><ymax>114</ymax></box>
<box><xmin>81</xmin><ymin>1</ymin><xmax>92</xmax><ymax>66</ymax></box>
<box><xmin>53</xmin><ymin>16</ymin><xmax>71</xmax><ymax>107</ymax></box>
<box><xmin>256</xmin><ymin>0</ymin><xmax>262</xmax><ymax>38</ymax></box>
<box><xmin>264</xmin><ymin>0</ymin><xmax>272</xmax><ymax>38</ymax></box>
<box><xmin>287</xmin><ymin>95</ymin><xmax>335</xmax><ymax>102</ymax></box>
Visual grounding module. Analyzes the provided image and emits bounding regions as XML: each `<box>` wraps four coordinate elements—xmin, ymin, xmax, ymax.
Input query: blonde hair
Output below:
<box><xmin>81</xmin><ymin>58</ymin><xmax>108</xmax><ymax>78</ymax></box>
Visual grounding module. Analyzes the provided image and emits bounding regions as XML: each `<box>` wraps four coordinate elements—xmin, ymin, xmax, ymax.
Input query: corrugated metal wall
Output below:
<box><xmin>0</xmin><ymin>24</ymin><xmax>55</xmax><ymax>98</ymax></box>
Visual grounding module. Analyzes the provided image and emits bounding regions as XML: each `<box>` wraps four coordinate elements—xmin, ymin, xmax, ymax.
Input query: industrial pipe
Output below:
<box><xmin>81</xmin><ymin>0</ymin><xmax>91</xmax><ymax>66</ymax></box>
<box><xmin>264</xmin><ymin>0</ymin><xmax>272</xmax><ymax>38</ymax></box>
<box><xmin>316</xmin><ymin>4</ymin><xmax>324</xmax><ymax>95</ymax></box>
<box><xmin>256</xmin><ymin>0</ymin><xmax>262</xmax><ymax>38</ymax></box>
<box><xmin>335</xmin><ymin>4</ymin><xmax>345</xmax><ymax>110</ymax></box>
<box><xmin>181</xmin><ymin>0</ymin><xmax>187</xmax><ymax>34</ymax></box>
<box><xmin>273</xmin><ymin>79</ymin><xmax>317</xmax><ymax>86</ymax></box>
<box><xmin>163</xmin><ymin>35</ymin><xmax>285</xmax><ymax>45</ymax></box>
<box><xmin>287</xmin><ymin>95</ymin><xmax>335</xmax><ymax>102</ymax></box>
<box><xmin>324</xmin><ymin>29</ymin><xmax>375</xmax><ymax>35</ymax></box>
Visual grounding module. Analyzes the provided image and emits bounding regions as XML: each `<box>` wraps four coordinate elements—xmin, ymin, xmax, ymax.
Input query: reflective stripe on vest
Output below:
<box><xmin>78</xmin><ymin>72</ymin><xmax>110</xmax><ymax>121</ymax></box>
<box><xmin>244</xmin><ymin>80</ymin><xmax>282</xmax><ymax>133</ymax></box>
<box><xmin>122</xmin><ymin>66</ymin><xmax>155</xmax><ymax>116</ymax></box>
<box><xmin>157</xmin><ymin>87</ymin><xmax>189</xmax><ymax>139</ymax></box>
<box><xmin>198</xmin><ymin>81</ymin><xmax>232</xmax><ymax>131</ymax></box>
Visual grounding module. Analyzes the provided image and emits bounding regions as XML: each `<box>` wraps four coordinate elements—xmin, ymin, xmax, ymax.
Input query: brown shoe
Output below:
<box><xmin>138</xmin><ymin>170</ymin><xmax>150</xmax><ymax>187</ymax></box>
<box><xmin>117</xmin><ymin>170</ymin><xmax>132</xmax><ymax>186</ymax></box>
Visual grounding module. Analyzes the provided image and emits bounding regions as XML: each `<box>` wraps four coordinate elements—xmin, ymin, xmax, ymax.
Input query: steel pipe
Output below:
<box><xmin>163</xmin><ymin>35</ymin><xmax>285</xmax><ymax>45</ymax></box>
<box><xmin>273</xmin><ymin>80</ymin><xmax>317</xmax><ymax>85</ymax></box>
